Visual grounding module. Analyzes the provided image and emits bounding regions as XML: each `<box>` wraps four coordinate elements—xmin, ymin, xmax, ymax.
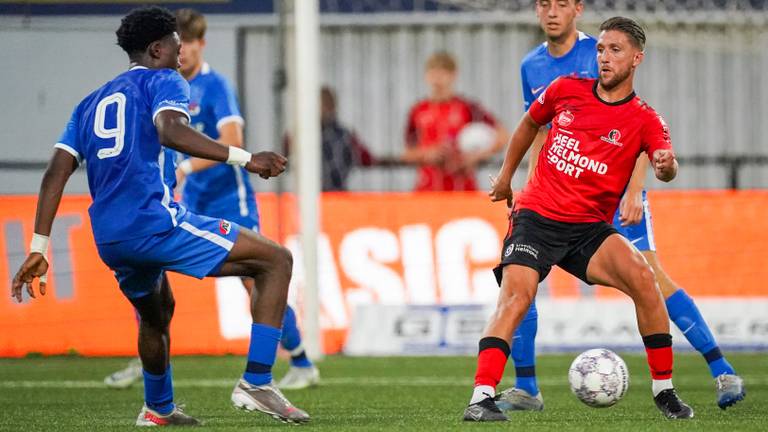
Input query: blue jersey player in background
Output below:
<box><xmin>494</xmin><ymin>0</ymin><xmax>744</xmax><ymax>413</ymax></box>
<box><xmin>12</xmin><ymin>7</ymin><xmax>310</xmax><ymax>425</ymax></box>
<box><xmin>175</xmin><ymin>8</ymin><xmax>319</xmax><ymax>391</ymax></box>
<box><xmin>103</xmin><ymin>8</ymin><xmax>319</xmax><ymax>393</ymax></box>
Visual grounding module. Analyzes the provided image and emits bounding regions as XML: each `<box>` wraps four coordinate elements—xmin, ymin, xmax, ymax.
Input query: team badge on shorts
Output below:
<box><xmin>219</xmin><ymin>220</ymin><xmax>232</xmax><ymax>235</ymax></box>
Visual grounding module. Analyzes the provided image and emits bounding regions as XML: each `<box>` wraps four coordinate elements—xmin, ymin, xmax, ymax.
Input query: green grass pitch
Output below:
<box><xmin>0</xmin><ymin>353</ymin><xmax>765</xmax><ymax>431</ymax></box>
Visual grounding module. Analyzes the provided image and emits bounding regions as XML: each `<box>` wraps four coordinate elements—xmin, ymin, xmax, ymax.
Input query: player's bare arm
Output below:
<box><xmin>177</xmin><ymin>121</ymin><xmax>243</xmax><ymax>182</ymax></box>
<box><xmin>155</xmin><ymin>110</ymin><xmax>286</xmax><ymax>179</ymax></box>
<box><xmin>489</xmin><ymin>113</ymin><xmax>540</xmax><ymax>206</ymax></box>
<box><xmin>619</xmin><ymin>155</ymin><xmax>648</xmax><ymax>226</ymax></box>
<box><xmin>11</xmin><ymin>149</ymin><xmax>78</xmax><ymax>303</ymax></box>
<box><xmin>652</xmin><ymin>149</ymin><xmax>677</xmax><ymax>182</ymax></box>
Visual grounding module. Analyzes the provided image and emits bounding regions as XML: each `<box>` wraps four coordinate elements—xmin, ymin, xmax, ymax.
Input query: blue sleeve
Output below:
<box><xmin>521</xmin><ymin>63</ymin><xmax>534</xmax><ymax>112</ymax></box>
<box><xmin>588</xmin><ymin>52</ymin><xmax>599</xmax><ymax>79</ymax></box>
<box><xmin>584</xmin><ymin>39</ymin><xmax>599</xmax><ymax>79</ymax></box>
<box><xmin>148</xmin><ymin>69</ymin><xmax>191</xmax><ymax>124</ymax></box>
<box><xmin>210</xmin><ymin>75</ymin><xmax>244</xmax><ymax>130</ymax></box>
<box><xmin>54</xmin><ymin>105</ymin><xmax>83</xmax><ymax>165</ymax></box>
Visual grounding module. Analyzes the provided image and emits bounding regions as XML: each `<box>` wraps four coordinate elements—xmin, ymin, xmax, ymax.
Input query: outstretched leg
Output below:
<box><xmin>464</xmin><ymin>264</ymin><xmax>540</xmax><ymax>422</ymax></box>
<box><xmin>643</xmin><ymin>251</ymin><xmax>744</xmax><ymax>409</ymax></box>
<box><xmin>587</xmin><ymin>234</ymin><xmax>693</xmax><ymax>419</ymax></box>
<box><xmin>216</xmin><ymin>228</ymin><xmax>310</xmax><ymax>424</ymax></box>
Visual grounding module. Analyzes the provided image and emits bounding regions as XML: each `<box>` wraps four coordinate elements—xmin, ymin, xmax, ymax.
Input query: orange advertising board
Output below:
<box><xmin>1</xmin><ymin>191</ymin><xmax>766</xmax><ymax>357</ymax></box>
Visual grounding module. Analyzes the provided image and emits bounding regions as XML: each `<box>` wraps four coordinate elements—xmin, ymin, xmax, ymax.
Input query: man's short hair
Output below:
<box><xmin>116</xmin><ymin>6</ymin><xmax>177</xmax><ymax>55</ymax></box>
<box><xmin>176</xmin><ymin>8</ymin><xmax>207</xmax><ymax>41</ymax></box>
<box><xmin>426</xmin><ymin>51</ymin><xmax>457</xmax><ymax>72</ymax></box>
<box><xmin>599</xmin><ymin>16</ymin><xmax>646</xmax><ymax>50</ymax></box>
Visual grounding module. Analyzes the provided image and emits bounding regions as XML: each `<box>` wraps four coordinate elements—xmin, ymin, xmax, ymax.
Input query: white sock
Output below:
<box><xmin>470</xmin><ymin>385</ymin><xmax>495</xmax><ymax>404</ymax></box>
<box><xmin>652</xmin><ymin>378</ymin><xmax>673</xmax><ymax>397</ymax></box>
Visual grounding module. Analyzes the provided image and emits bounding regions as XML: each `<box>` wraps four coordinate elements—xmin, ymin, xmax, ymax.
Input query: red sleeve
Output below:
<box><xmin>642</xmin><ymin>113</ymin><xmax>673</xmax><ymax>160</ymax></box>
<box><xmin>404</xmin><ymin>104</ymin><xmax>419</xmax><ymax>148</ymax></box>
<box><xmin>527</xmin><ymin>77</ymin><xmax>561</xmax><ymax>126</ymax></box>
<box><xmin>467</xmin><ymin>100</ymin><xmax>498</xmax><ymax>127</ymax></box>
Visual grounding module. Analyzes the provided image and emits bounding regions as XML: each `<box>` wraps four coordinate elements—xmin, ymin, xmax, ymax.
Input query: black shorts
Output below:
<box><xmin>493</xmin><ymin>209</ymin><xmax>618</xmax><ymax>285</ymax></box>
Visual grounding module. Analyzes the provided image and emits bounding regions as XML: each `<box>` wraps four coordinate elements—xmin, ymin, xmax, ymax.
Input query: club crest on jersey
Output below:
<box><xmin>600</xmin><ymin>129</ymin><xmax>623</xmax><ymax>147</ymax></box>
<box><xmin>219</xmin><ymin>220</ymin><xmax>232</xmax><ymax>235</ymax></box>
<box><xmin>557</xmin><ymin>110</ymin><xmax>574</xmax><ymax>127</ymax></box>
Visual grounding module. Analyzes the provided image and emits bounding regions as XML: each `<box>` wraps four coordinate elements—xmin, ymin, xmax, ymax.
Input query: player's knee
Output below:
<box><xmin>496</xmin><ymin>290</ymin><xmax>534</xmax><ymax>317</ymax></box>
<box><xmin>635</xmin><ymin>264</ymin><xmax>656</xmax><ymax>290</ymax></box>
<box><xmin>141</xmin><ymin>311</ymin><xmax>169</xmax><ymax>332</ymax></box>
<box><xmin>272</xmin><ymin>245</ymin><xmax>293</xmax><ymax>278</ymax></box>
<box><xmin>628</xmin><ymin>263</ymin><xmax>660</xmax><ymax>302</ymax></box>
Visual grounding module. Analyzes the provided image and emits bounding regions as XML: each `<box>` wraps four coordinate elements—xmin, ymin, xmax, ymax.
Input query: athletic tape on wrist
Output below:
<box><xmin>178</xmin><ymin>159</ymin><xmax>193</xmax><ymax>175</ymax></box>
<box><xmin>30</xmin><ymin>233</ymin><xmax>49</xmax><ymax>256</ymax></box>
<box><xmin>226</xmin><ymin>146</ymin><xmax>252</xmax><ymax>166</ymax></box>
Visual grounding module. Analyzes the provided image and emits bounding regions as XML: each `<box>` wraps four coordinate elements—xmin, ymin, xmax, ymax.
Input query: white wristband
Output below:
<box><xmin>178</xmin><ymin>159</ymin><xmax>193</xmax><ymax>175</ymax></box>
<box><xmin>30</xmin><ymin>233</ymin><xmax>50</xmax><ymax>256</ymax></box>
<box><xmin>226</xmin><ymin>146</ymin><xmax>252</xmax><ymax>167</ymax></box>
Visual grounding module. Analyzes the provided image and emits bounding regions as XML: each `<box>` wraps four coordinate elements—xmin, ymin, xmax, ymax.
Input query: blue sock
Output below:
<box><xmin>243</xmin><ymin>323</ymin><xmax>282</xmax><ymax>386</ymax></box>
<box><xmin>512</xmin><ymin>301</ymin><xmax>539</xmax><ymax>396</ymax></box>
<box><xmin>281</xmin><ymin>305</ymin><xmax>313</xmax><ymax>368</ymax></box>
<box><xmin>143</xmin><ymin>366</ymin><xmax>174</xmax><ymax>415</ymax></box>
<box><xmin>666</xmin><ymin>289</ymin><xmax>736</xmax><ymax>377</ymax></box>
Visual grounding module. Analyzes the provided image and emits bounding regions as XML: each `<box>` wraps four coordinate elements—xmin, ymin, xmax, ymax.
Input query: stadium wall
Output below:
<box><xmin>1</xmin><ymin>14</ymin><xmax>767</xmax><ymax>193</ymax></box>
<box><xmin>1</xmin><ymin>191</ymin><xmax>766</xmax><ymax>357</ymax></box>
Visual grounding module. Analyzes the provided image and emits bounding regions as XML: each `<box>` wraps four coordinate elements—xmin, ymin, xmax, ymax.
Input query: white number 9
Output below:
<box><xmin>94</xmin><ymin>92</ymin><xmax>126</xmax><ymax>159</ymax></box>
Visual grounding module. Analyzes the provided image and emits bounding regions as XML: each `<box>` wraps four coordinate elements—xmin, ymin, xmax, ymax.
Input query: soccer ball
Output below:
<box><xmin>457</xmin><ymin>122</ymin><xmax>496</xmax><ymax>153</ymax></box>
<box><xmin>568</xmin><ymin>348</ymin><xmax>629</xmax><ymax>408</ymax></box>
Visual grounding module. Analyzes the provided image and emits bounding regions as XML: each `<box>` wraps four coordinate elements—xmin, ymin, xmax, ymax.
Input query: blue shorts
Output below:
<box><xmin>182</xmin><ymin>202</ymin><xmax>260</xmax><ymax>232</ymax></box>
<box><xmin>97</xmin><ymin>210</ymin><xmax>241</xmax><ymax>299</ymax></box>
<box><xmin>612</xmin><ymin>190</ymin><xmax>655</xmax><ymax>252</ymax></box>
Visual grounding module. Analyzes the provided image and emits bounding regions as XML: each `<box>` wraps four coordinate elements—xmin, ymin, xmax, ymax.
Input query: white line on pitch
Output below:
<box><xmin>0</xmin><ymin>375</ymin><xmax>764</xmax><ymax>389</ymax></box>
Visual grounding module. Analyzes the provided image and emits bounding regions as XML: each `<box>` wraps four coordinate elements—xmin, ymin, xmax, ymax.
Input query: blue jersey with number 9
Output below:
<box><xmin>55</xmin><ymin>66</ymin><xmax>190</xmax><ymax>244</ymax></box>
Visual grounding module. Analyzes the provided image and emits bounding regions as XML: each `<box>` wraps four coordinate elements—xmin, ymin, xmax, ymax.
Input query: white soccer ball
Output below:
<box><xmin>568</xmin><ymin>348</ymin><xmax>630</xmax><ymax>408</ymax></box>
<box><xmin>457</xmin><ymin>122</ymin><xmax>496</xmax><ymax>153</ymax></box>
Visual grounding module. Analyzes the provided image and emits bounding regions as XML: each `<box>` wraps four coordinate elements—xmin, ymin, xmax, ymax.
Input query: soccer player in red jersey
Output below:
<box><xmin>401</xmin><ymin>52</ymin><xmax>508</xmax><ymax>191</ymax></box>
<box><xmin>497</xmin><ymin>0</ymin><xmax>744</xmax><ymax>414</ymax></box>
<box><xmin>463</xmin><ymin>17</ymin><xmax>693</xmax><ymax>421</ymax></box>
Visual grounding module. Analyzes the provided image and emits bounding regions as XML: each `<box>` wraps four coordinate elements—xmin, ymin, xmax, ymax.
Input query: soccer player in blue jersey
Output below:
<box><xmin>494</xmin><ymin>0</ymin><xmax>745</xmax><ymax>412</ymax></box>
<box><xmin>103</xmin><ymin>8</ymin><xmax>319</xmax><ymax>392</ymax></box>
<box><xmin>12</xmin><ymin>7</ymin><xmax>310</xmax><ymax>425</ymax></box>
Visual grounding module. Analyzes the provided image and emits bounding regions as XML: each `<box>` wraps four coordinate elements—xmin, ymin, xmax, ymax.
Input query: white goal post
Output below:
<box><xmin>293</xmin><ymin>0</ymin><xmax>322</xmax><ymax>360</ymax></box>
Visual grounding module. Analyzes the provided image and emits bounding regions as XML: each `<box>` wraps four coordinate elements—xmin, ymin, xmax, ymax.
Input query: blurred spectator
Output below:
<box><xmin>402</xmin><ymin>52</ymin><xmax>509</xmax><ymax>191</ymax></box>
<box><xmin>288</xmin><ymin>86</ymin><xmax>375</xmax><ymax>191</ymax></box>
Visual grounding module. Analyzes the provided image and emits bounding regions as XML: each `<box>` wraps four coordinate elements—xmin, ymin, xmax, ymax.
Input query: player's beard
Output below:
<box><xmin>599</xmin><ymin>67</ymin><xmax>632</xmax><ymax>91</ymax></box>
